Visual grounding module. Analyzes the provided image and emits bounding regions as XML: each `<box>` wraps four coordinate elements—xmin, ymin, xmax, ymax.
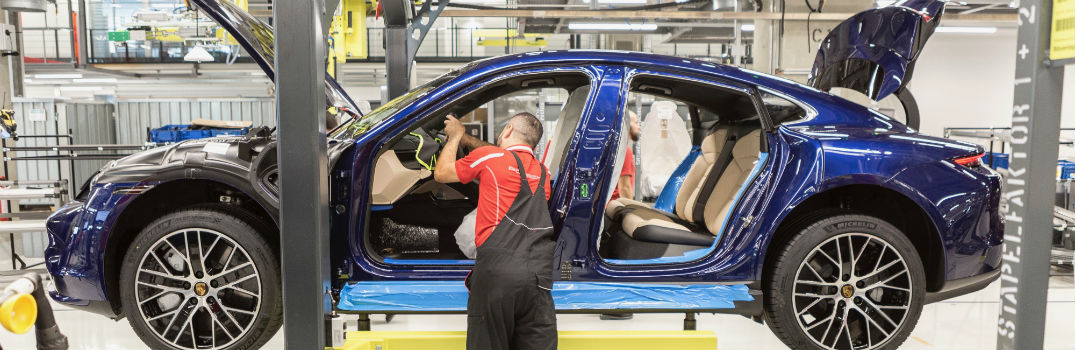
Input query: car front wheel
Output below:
<box><xmin>119</xmin><ymin>206</ymin><xmax>281</xmax><ymax>350</ymax></box>
<box><xmin>764</xmin><ymin>213</ymin><xmax>926</xmax><ymax>350</ymax></box>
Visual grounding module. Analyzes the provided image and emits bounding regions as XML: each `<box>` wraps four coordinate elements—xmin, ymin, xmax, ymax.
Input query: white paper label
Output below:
<box><xmin>202</xmin><ymin>142</ymin><xmax>230</xmax><ymax>155</ymax></box>
<box><xmin>28</xmin><ymin>109</ymin><xmax>46</xmax><ymax>122</ymax></box>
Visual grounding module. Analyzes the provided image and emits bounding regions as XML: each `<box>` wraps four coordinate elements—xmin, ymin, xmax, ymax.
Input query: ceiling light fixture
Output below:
<box><xmin>74</xmin><ymin>78</ymin><xmax>118</xmax><ymax>83</ymax></box>
<box><xmin>935</xmin><ymin>26</ymin><xmax>997</xmax><ymax>34</ymax></box>
<box><xmin>740</xmin><ymin>24</ymin><xmax>755</xmax><ymax>32</ymax></box>
<box><xmin>184</xmin><ymin>46</ymin><xmax>216</xmax><ymax>63</ymax></box>
<box><xmin>59</xmin><ymin>86</ymin><xmax>103</xmax><ymax>92</ymax></box>
<box><xmin>35</xmin><ymin>73</ymin><xmax>83</xmax><ymax>79</ymax></box>
<box><xmin>568</xmin><ymin>22</ymin><xmax>658</xmax><ymax>31</ymax></box>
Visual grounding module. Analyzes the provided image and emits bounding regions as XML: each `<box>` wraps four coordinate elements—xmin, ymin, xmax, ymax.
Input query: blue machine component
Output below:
<box><xmin>43</xmin><ymin>1</ymin><xmax>1003</xmax><ymax>335</ymax></box>
<box><xmin>337</xmin><ymin>281</ymin><xmax>752</xmax><ymax>312</ymax></box>
<box><xmin>149</xmin><ymin>124</ymin><xmax>251</xmax><ymax>143</ymax></box>
<box><xmin>653</xmin><ymin>146</ymin><xmax>700</xmax><ymax>213</ymax></box>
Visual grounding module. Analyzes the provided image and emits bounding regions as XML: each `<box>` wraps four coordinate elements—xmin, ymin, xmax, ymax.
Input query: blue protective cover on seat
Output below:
<box><xmin>337</xmin><ymin>281</ymin><xmax>752</xmax><ymax>312</ymax></box>
<box><xmin>653</xmin><ymin>146</ymin><xmax>701</xmax><ymax>212</ymax></box>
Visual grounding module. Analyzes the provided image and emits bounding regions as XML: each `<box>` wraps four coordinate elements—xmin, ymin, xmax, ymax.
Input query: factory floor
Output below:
<box><xmin>1</xmin><ymin>267</ymin><xmax>1072</xmax><ymax>350</ymax></box>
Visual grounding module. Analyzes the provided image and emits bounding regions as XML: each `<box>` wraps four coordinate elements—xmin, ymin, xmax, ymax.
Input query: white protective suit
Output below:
<box><xmin>638</xmin><ymin>101</ymin><xmax>692</xmax><ymax>198</ymax></box>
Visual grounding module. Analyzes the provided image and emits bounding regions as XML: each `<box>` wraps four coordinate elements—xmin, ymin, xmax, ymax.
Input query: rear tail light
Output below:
<box><xmin>953</xmin><ymin>153</ymin><xmax>985</xmax><ymax>167</ymax></box>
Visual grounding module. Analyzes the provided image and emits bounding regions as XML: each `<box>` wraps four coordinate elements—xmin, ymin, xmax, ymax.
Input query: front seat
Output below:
<box><xmin>617</xmin><ymin>129</ymin><xmax>762</xmax><ymax>247</ymax></box>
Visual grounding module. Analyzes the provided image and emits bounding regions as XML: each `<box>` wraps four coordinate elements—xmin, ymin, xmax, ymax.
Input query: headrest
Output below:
<box><xmin>700</xmin><ymin>128</ymin><xmax>730</xmax><ymax>162</ymax></box>
<box><xmin>732</xmin><ymin>129</ymin><xmax>763</xmax><ymax>160</ymax></box>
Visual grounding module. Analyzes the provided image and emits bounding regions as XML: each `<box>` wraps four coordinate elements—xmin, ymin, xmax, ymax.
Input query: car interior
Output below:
<box><xmin>365</xmin><ymin>72</ymin><xmax>592</xmax><ymax>262</ymax></box>
<box><xmin>598</xmin><ymin>75</ymin><xmax>772</xmax><ymax>263</ymax></box>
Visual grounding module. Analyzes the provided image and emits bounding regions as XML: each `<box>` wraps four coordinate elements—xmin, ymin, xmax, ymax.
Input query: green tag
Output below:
<box><xmin>580</xmin><ymin>183</ymin><xmax>590</xmax><ymax>199</ymax></box>
<box><xmin>108</xmin><ymin>31</ymin><xmax>130</xmax><ymax>42</ymax></box>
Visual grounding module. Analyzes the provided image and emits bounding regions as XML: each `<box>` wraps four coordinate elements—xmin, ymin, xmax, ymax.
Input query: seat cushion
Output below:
<box><xmin>604</xmin><ymin>197</ymin><xmax>648</xmax><ymax>218</ymax></box>
<box><xmin>621</xmin><ymin>209</ymin><xmax>714</xmax><ymax>246</ymax></box>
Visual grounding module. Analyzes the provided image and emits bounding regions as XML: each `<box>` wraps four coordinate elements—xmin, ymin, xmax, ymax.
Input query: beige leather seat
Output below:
<box><xmin>604</xmin><ymin>127</ymin><xmax>733</xmax><ymax>220</ymax></box>
<box><xmin>615</xmin><ymin>129</ymin><xmax>762</xmax><ymax>246</ymax></box>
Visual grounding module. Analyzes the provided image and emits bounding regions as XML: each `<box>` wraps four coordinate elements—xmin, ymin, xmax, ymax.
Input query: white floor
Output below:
<box><xmin>1</xmin><ymin>268</ymin><xmax>1072</xmax><ymax>350</ymax></box>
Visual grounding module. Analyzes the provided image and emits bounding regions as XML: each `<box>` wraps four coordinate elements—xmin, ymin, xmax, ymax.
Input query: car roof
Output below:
<box><xmin>454</xmin><ymin>50</ymin><xmax>807</xmax><ymax>92</ymax></box>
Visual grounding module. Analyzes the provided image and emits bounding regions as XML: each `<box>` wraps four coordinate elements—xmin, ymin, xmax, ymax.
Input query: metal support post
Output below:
<box><xmin>274</xmin><ymin>0</ymin><xmax>332</xmax><ymax>348</ymax></box>
<box><xmin>995</xmin><ymin>0</ymin><xmax>1066</xmax><ymax>349</ymax></box>
<box><xmin>683</xmin><ymin>312</ymin><xmax>696</xmax><ymax>331</ymax></box>
<box><xmin>382</xmin><ymin>0</ymin><xmax>449</xmax><ymax>99</ymax></box>
<box><xmin>358</xmin><ymin>313</ymin><xmax>371</xmax><ymax>331</ymax></box>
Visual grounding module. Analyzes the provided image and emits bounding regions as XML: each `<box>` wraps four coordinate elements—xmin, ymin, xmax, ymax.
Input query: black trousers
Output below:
<box><xmin>466</xmin><ymin>270</ymin><xmax>557</xmax><ymax>350</ymax></box>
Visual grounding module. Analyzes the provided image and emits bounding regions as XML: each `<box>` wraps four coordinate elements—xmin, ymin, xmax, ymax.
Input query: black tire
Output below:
<box><xmin>119</xmin><ymin>205</ymin><xmax>281</xmax><ymax>350</ymax></box>
<box><xmin>763</xmin><ymin>213</ymin><xmax>926</xmax><ymax>350</ymax></box>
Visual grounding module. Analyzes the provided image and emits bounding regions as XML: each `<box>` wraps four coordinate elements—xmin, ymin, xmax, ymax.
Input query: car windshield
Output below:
<box><xmin>331</xmin><ymin>72</ymin><xmax>458</xmax><ymax>139</ymax></box>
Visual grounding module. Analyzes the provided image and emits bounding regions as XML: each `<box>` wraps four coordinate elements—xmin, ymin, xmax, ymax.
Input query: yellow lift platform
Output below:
<box><xmin>335</xmin><ymin>330</ymin><xmax>717</xmax><ymax>350</ymax></box>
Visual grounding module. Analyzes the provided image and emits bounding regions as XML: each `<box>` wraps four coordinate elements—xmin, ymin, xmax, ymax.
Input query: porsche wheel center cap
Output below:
<box><xmin>194</xmin><ymin>282</ymin><xmax>209</xmax><ymax>296</ymax></box>
<box><xmin>841</xmin><ymin>284</ymin><xmax>854</xmax><ymax>299</ymax></box>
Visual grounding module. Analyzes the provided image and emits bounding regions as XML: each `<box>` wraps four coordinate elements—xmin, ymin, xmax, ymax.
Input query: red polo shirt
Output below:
<box><xmin>455</xmin><ymin>144</ymin><xmax>551</xmax><ymax>247</ymax></box>
<box><xmin>610</xmin><ymin>147</ymin><xmax>635</xmax><ymax>200</ymax></box>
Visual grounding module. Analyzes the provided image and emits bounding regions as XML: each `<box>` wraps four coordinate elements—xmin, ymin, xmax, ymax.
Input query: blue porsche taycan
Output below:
<box><xmin>43</xmin><ymin>0</ymin><xmax>1001</xmax><ymax>349</ymax></box>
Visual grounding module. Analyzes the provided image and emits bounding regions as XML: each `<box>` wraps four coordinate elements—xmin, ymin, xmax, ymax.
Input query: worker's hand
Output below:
<box><xmin>444</xmin><ymin>114</ymin><xmax>465</xmax><ymax>139</ymax></box>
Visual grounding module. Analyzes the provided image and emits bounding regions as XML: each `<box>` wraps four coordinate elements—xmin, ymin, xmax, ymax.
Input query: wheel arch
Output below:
<box><xmin>760</xmin><ymin>182</ymin><xmax>947</xmax><ymax>293</ymax></box>
<box><xmin>101</xmin><ymin>178</ymin><xmax>279</xmax><ymax>316</ymax></box>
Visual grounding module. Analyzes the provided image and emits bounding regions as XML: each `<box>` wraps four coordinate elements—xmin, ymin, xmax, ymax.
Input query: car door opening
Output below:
<box><xmin>364</xmin><ymin>72</ymin><xmax>593</xmax><ymax>264</ymax></box>
<box><xmin>599</xmin><ymin>74</ymin><xmax>772</xmax><ymax>265</ymax></box>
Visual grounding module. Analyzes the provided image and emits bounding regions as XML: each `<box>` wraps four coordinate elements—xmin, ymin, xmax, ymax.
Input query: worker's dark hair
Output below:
<box><xmin>510</xmin><ymin>112</ymin><xmax>543</xmax><ymax>148</ymax></box>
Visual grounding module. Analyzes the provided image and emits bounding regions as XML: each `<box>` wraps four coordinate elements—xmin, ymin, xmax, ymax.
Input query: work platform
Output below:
<box><xmin>335</xmin><ymin>330</ymin><xmax>718</xmax><ymax>350</ymax></box>
<box><xmin>336</xmin><ymin>281</ymin><xmax>759</xmax><ymax>331</ymax></box>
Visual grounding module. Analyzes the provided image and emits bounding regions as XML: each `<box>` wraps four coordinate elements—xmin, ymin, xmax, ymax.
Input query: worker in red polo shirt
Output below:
<box><xmin>434</xmin><ymin>112</ymin><xmax>556</xmax><ymax>350</ymax></box>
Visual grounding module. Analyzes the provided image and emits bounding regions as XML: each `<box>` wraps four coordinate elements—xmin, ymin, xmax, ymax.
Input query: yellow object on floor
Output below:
<box><xmin>335</xmin><ymin>330</ymin><xmax>716</xmax><ymax>350</ymax></box>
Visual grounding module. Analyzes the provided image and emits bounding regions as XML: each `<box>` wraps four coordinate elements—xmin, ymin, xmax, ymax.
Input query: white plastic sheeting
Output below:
<box><xmin>639</xmin><ymin>101</ymin><xmax>691</xmax><ymax>198</ymax></box>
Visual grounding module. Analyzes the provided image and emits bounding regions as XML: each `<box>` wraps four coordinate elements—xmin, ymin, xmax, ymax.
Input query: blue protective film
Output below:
<box><xmin>337</xmin><ymin>281</ymin><xmax>752</xmax><ymax>312</ymax></box>
<box><xmin>653</xmin><ymin>147</ymin><xmax>701</xmax><ymax>212</ymax></box>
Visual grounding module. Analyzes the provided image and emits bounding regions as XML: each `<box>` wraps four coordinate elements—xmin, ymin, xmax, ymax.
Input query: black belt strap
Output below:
<box><xmin>691</xmin><ymin>136</ymin><xmax>736</xmax><ymax>224</ymax></box>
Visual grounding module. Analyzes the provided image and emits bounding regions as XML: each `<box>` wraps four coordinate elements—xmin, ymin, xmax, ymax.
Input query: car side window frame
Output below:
<box><xmin>620</xmin><ymin>67</ymin><xmax>771</xmax><ymax>152</ymax></box>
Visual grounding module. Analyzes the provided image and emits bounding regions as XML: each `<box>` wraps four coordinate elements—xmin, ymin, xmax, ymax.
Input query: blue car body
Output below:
<box><xmin>44</xmin><ymin>0</ymin><xmax>1001</xmax><ymax>319</ymax></box>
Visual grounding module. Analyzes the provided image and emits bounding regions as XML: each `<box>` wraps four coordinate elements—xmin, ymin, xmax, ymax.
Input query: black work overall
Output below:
<box><xmin>465</xmin><ymin>152</ymin><xmax>557</xmax><ymax>350</ymax></box>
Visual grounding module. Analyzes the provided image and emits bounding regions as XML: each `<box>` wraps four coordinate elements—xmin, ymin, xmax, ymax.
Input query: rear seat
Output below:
<box><xmin>605</xmin><ymin>127</ymin><xmax>734</xmax><ymax>219</ymax></box>
<box><xmin>612</xmin><ymin>128</ymin><xmax>762</xmax><ymax>247</ymax></box>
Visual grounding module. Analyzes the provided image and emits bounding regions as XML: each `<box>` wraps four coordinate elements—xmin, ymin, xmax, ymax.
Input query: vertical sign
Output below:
<box><xmin>1051</xmin><ymin>0</ymin><xmax>1074</xmax><ymax>60</ymax></box>
<box><xmin>996</xmin><ymin>0</ymin><xmax>1066</xmax><ymax>349</ymax></box>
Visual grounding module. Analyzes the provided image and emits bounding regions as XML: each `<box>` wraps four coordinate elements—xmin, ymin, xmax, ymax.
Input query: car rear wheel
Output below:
<box><xmin>119</xmin><ymin>206</ymin><xmax>281</xmax><ymax>350</ymax></box>
<box><xmin>764</xmin><ymin>213</ymin><xmax>925</xmax><ymax>350</ymax></box>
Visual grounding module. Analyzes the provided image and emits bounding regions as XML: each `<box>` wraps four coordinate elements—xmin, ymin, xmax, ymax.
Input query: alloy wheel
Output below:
<box><xmin>792</xmin><ymin>233</ymin><xmax>913</xmax><ymax>350</ymax></box>
<box><xmin>133</xmin><ymin>228</ymin><xmax>263</xmax><ymax>350</ymax></box>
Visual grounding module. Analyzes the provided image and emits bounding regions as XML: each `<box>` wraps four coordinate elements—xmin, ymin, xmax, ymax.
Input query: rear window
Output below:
<box><xmin>761</xmin><ymin>92</ymin><xmax>808</xmax><ymax>125</ymax></box>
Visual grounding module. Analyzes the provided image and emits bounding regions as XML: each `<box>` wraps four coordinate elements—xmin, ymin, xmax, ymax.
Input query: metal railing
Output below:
<box><xmin>26</xmin><ymin>26</ymin><xmax>749</xmax><ymax>64</ymax></box>
<box><xmin>21</xmin><ymin>28</ymin><xmax>75</xmax><ymax>64</ymax></box>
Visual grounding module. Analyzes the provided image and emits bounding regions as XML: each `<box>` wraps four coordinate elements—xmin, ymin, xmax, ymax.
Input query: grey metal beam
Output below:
<box><xmin>323</xmin><ymin>0</ymin><xmax>341</xmax><ymax>36</ymax></box>
<box><xmin>382</xmin><ymin>0</ymin><xmax>448</xmax><ymax>99</ymax></box>
<box><xmin>76</xmin><ymin>0</ymin><xmax>89</xmax><ymax>66</ymax></box>
<box><xmin>273</xmin><ymin>0</ymin><xmax>332</xmax><ymax>348</ymax></box>
<box><xmin>995</xmin><ymin>0</ymin><xmax>1065</xmax><ymax>349</ymax></box>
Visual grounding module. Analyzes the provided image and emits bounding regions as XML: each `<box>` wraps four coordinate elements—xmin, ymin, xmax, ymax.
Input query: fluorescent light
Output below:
<box><xmin>935</xmin><ymin>26</ymin><xmax>997</xmax><ymax>34</ymax></box>
<box><xmin>581</xmin><ymin>0</ymin><xmax>649</xmax><ymax>3</ymax></box>
<box><xmin>568</xmin><ymin>22</ymin><xmax>657</xmax><ymax>31</ymax></box>
<box><xmin>740</xmin><ymin>24</ymin><xmax>755</xmax><ymax>32</ymax></box>
<box><xmin>35</xmin><ymin>73</ymin><xmax>83</xmax><ymax>79</ymax></box>
<box><xmin>59</xmin><ymin>86</ymin><xmax>103</xmax><ymax>92</ymax></box>
<box><xmin>74</xmin><ymin>78</ymin><xmax>118</xmax><ymax>83</ymax></box>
